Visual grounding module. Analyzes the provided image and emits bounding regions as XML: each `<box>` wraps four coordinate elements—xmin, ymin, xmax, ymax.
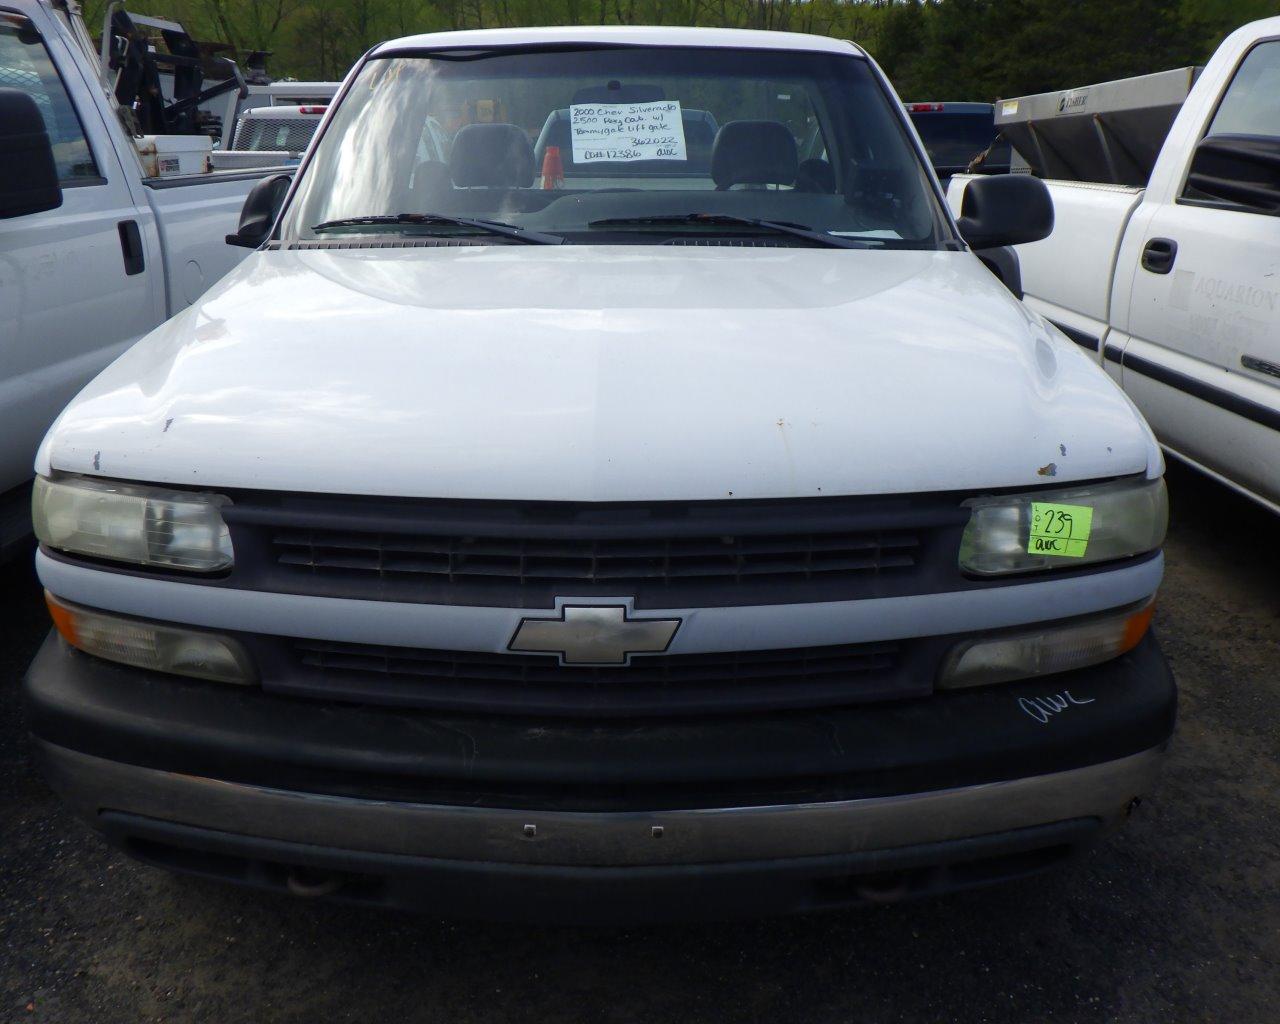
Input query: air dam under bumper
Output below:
<box><xmin>25</xmin><ymin>633</ymin><xmax>1175</xmax><ymax>922</ymax></box>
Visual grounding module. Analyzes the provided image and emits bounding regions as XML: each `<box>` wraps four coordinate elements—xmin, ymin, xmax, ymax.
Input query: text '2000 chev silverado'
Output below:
<box><xmin>24</xmin><ymin>26</ymin><xmax>1175</xmax><ymax>922</ymax></box>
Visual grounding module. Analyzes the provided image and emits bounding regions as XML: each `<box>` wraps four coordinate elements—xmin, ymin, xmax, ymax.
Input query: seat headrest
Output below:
<box><xmin>449</xmin><ymin>123</ymin><xmax>534</xmax><ymax>188</ymax></box>
<box><xmin>711</xmin><ymin>121</ymin><xmax>798</xmax><ymax>190</ymax></box>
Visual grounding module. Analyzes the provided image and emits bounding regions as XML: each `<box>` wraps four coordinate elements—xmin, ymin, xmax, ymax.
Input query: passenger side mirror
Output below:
<box><xmin>0</xmin><ymin>88</ymin><xmax>62</xmax><ymax>220</ymax></box>
<box><xmin>226</xmin><ymin>172</ymin><xmax>292</xmax><ymax>247</ymax></box>
<box><xmin>1185</xmin><ymin>134</ymin><xmax>1280</xmax><ymax>214</ymax></box>
<box><xmin>955</xmin><ymin>174</ymin><xmax>1054</xmax><ymax>249</ymax></box>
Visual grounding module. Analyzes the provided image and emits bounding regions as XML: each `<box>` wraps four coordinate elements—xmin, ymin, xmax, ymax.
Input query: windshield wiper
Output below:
<box><xmin>587</xmin><ymin>213</ymin><xmax>869</xmax><ymax>249</ymax></box>
<box><xmin>311</xmin><ymin>213</ymin><xmax>563</xmax><ymax>245</ymax></box>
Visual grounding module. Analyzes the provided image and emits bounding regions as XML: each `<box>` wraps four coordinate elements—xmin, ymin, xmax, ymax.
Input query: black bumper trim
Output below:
<box><xmin>24</xmin><ymin>631</ymin><xmax>1177</xmax><ymax>813</ymax></box>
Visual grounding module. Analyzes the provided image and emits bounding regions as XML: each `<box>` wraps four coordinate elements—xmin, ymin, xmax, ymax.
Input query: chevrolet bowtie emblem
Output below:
<box><xmin>508</xmin><ymin>604</ymin><xmax>681</xmax><ymax>666</ymax></box>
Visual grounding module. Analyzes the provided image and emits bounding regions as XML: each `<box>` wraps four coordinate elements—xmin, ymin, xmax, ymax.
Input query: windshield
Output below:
<box><xmin>280</xmin><ymin>46</ymin><xmax>953</xmax><ymax>248</ymax></box>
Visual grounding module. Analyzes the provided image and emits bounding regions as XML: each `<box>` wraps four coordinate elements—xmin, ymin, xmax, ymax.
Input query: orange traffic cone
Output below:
<box><xmin>541</xmin><ymin>145</ymin><xmax>564</xmax><ymax>190</ymax></box>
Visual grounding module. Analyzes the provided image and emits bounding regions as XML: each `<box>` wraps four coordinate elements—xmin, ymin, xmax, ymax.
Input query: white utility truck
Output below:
<box><xmin>25</xmin><ymin>26</ymin><xmax>1175</xmax><ymax>923</ymax></box>
<box><xmin>212</xmin><ymin>103</ymin><xmax>328</xmax><ymax>170</ymax></box>
<box><xmin>951</xmin><ymin>17</ymin><xmax>1280</xmax><ymax>513</ymax></box>
<box><xmin>212</xmin><ymin>81</ymin><xmax>341</xmax><ymax>153</ymax></box>
<box><xmin>0</xmin><ymin>0</ymin><xmax>291</xmax><ymax>553</ymax></box>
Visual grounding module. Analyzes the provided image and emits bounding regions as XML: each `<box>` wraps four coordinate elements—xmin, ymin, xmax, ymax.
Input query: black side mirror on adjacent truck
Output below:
<box><xmin>1185</xmin><ymin>133</ymin><xmax>1280</xmax><ymax>214</ymax></box>
<box><xmin>0</xmin><ymin>88</ymin><xmax>62</xmax><ymax>220</ymax></box>
<box><xmin>226</xmin><ymin>173</ymin><xmax>293</xmax><ymax>247</ymax></box>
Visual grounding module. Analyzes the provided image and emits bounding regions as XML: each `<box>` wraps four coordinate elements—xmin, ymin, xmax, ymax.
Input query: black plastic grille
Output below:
<box><xmin>263</xmin><ymin>636</ymin><xmax>940</xmax><ymax>717</ymax></box>
<box><xmin>220</xmin><ymin>492</ymin><xmax>972</xmax><ymax>609</ymax></box>
<box><xmin>272</xmin><ymin>528</ymin><xmax>921</xmax><ymax>585</ymax></box>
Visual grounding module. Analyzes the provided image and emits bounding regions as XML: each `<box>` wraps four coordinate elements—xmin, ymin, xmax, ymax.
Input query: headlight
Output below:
<box><xmin>46</xmin><ymin>592</ymin><xmax>255</xmax><ymax>684</ymax></box>
<box><xmin>33</xmin><ymin>475</ymin><xmax>233</xmax><ymax>572</ymax></box>
<box><xmin>938</xmin><ymin>600</ymin><xmax>1154</xmax><ymax>690</ymax></box>
<box><xmin>959</xmin><ymin>476</ymin><xmax>1167</xmax><ymax>576</ymax></box>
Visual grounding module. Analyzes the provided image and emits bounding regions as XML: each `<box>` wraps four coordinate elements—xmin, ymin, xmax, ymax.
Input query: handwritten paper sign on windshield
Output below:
<box><xmin>569</xmin><ymin>101</ymin><xmax>687</xmax><ymax>164</ymax></box>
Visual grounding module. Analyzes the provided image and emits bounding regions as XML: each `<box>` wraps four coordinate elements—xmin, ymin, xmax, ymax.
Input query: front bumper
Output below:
<box><xmin>24</xmin><ymin>632</ymin><xmax>1176</xmax><ymax>921</ymax></box>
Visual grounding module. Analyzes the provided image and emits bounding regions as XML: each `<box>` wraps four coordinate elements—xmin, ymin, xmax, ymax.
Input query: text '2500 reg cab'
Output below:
<box><xmin>23</xmin><ymin>26</ymin><xmax>1175</xmax><ymax>922</ymax></box>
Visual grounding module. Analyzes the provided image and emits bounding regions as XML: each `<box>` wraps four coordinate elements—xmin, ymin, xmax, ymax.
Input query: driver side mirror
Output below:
<box><xmin>1185</xmin><ymin>133</ymin><xmax>1280</xmax><ymax>214</ymax></box>
<box><xmin>955</xmin><ymin>174</ymin><xmax>1054</xmax><ymax>249</ymax></box>
<box><xmin>0</xmin><ymin>88</ymin><xmax>62</xmax><ymax>220</ymax></box>
<box><xmin>226</xmin><ymin>172</ymin><xmax>292</xmax><ymax>247</ymax></box>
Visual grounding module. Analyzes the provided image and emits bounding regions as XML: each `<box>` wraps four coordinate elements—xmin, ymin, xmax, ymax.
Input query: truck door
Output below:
<box><xmin>0</xmin><ymin>8</ymin><xmax>160</xmax><ymax>496</ymax></box>
<box><xmin>1122</xmin><ymin>37</ymin><xmax>1280</xmax><ymax>508</ymax></box>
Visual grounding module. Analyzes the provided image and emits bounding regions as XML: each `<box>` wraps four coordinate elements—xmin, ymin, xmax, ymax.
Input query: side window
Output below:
<box><xmin>0</xmin><ymin>13</ymin><xmax>99</xmax><ymax>183</ymax></box>
<box><xmin>1180</xmin><ymin>40</ymin><xmax>1280</xmax><ymax>211</ymax></box>
<box><xmin>1205</xmin><ymin>40</ymin><xmax>1280</xmax><ymax>140</ymax></box>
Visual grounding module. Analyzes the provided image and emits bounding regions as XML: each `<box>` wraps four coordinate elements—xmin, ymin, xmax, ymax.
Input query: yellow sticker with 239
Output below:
<box><xmin>1028</xmin><ymin>502</ymin><xmax>1093</xmax><ymax>558</ymax></box>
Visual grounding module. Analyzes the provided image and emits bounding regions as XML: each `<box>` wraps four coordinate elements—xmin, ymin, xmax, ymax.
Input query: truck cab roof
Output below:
<box><xmin>374</xmin><ymin>25</ymin><xmax>865</xmax><ymax>58</ymax></box>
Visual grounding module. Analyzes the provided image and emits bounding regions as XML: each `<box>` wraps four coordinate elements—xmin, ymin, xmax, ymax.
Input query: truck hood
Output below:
<box><xmin>40</xmin><ymin>245</ymin><xmax>1158</xmax><ymax>501</ymax></box>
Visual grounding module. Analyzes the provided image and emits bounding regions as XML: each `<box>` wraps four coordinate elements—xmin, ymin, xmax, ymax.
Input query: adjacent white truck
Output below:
<box><xmin>210</xmin><ymin>103</ymin><xmax>327</xmax><ymax>170</ymax></box>
<box><xmin>213</xmin><ymin>81</ymin><xmax>341</xmax><ymax>153</ymax></box>
<box><xmin>951</xmin><ymin>17</ymin><xmax>1280</xmax><ymax>513</ymax></box>
<box><xmin>0</xmin><ymin>0</ymin><xmax>291</xmax><ymax>552</ymax></box>
<box><xmin>25</xmin><ymin>25</ymin><xmax>1175</xmax><ymax>922</ymax></box>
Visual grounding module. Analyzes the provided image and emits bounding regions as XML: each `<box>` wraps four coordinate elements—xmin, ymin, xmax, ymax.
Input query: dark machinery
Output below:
<box><xmin>102</xmin><ymin>7</ymin><xmax>246</xmax><ymax>138</ymax></box>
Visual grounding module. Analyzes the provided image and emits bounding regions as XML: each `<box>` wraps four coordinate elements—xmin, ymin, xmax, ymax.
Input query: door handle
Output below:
<box><xmin>117</xmin><ymin>220</ymin><xmax>144</xmax><ymax>276</ymax></box>
<box><xmin>1141</xmin><ymin>237</ymin><xmax>1177</xmax><ymax>275</ymax></box>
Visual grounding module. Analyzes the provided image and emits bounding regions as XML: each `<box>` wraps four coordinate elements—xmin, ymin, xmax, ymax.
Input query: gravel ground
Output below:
<box><xmin>2</xmin><ymin>460</ymin><xmax>1278</xmax><ymax>1024</ymax></box>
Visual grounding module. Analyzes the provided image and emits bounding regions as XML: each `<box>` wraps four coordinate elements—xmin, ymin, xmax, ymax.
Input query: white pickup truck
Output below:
<box><xmin>0</xmin><ymin>0</ymin><xmax>291</xmax><ymax>552</ymax></box>
<box><xmin>25</xmin><ymin>26</ymin><xmax>1175</xmax><ymax>923</ymax></box>
<box><xmin>951</xmin><ymin>17</ymin><xmax>1280</xmax><ymax>513</ymax></box>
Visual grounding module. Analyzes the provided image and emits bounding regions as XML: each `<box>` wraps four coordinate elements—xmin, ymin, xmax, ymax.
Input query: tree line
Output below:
<box><xmin>85</xmin><ymin>0</ymin><xmax>1280</xmax><ymax>95</ymax></box>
